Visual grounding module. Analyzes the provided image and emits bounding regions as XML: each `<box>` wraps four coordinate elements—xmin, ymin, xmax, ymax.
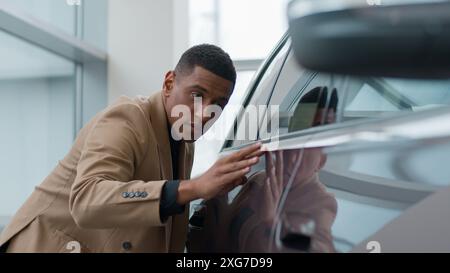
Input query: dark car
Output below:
<box><xmin>187</xmin><ymin>0</ymin><xmax>450</xmax><ymax>253</ymax></box>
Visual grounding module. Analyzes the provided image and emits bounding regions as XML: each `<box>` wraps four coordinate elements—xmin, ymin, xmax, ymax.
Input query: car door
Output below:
<box><xmin>260</xmin><ymin>65</ymin><xmax>450</xmax><ymax>252</ymax></box>
<box><xmin>187</xmin><ymin>36</ymin><xmax>450</xmax><ymax>253</ymax></box>
<box><xmin>186</xmin><ymin>37</ymin><xmax>330</xmax><ymax>252</ymax></box>
<box><xmin>311</xmin><ymin>75</ymin><xmax>450</xmax><ymax>252</ymax></box>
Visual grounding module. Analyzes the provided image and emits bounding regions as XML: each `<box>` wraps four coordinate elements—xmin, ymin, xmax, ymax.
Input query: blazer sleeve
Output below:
<box><xmin>69</xmin><ymin>103</ymin><xmax>167</xmax><ymax>229</ymax></box>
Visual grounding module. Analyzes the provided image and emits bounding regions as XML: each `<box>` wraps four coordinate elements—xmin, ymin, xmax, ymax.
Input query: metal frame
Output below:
<box><xmin>233</xmin><ymin>59</ymin><xmax>264</xmax><ymax>71</ymax></box>
<box><xmin>0</xmin><ymin>1</ymin><xmax>106</xmax><ymax>62</ymax></box>
<box><xmin>0</xmin><ymin>0</ymin><xmax>108</xmax><ymax>135</ymax></box>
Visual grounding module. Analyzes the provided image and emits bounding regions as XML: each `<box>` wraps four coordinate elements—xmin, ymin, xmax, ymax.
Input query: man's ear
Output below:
<box><xmin>163</xmin><ymin>70</ymin><xmax>176</xmax><ymax>97</ymax></box>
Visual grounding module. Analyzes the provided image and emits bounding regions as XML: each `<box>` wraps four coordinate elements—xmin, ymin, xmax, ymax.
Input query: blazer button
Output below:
<box><xmin>128</xmin><ymin>192</ymin><xmax>135</xmax><ymax>198</ymax></box>
<box><xmin>122</xmin><ymin>241</ymin><xmax>132</xmax><ymax>250</ymax></box>
<box><xmin>134</xmin><ymin>191</ymin><xmax>142</xmax><ymax>198</ymax></box>
<box><xmin>141</xmin><ymin>192</ymin><xmax>148</xmax><ymax>198</ymax></box>
<box><xmin>122</xmin><ymin>192</ymin><xmax>129</xmax><ymax>198</ymax></box>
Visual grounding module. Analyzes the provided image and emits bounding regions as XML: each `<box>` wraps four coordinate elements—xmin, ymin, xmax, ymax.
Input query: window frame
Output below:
<box><xmin>221</xmin><ymin>32</ymin><xmax>290</xmax><ymax>151</ymax></box>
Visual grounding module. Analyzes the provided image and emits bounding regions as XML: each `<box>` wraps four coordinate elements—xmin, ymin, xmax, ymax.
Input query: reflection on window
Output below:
<box><xmin>270</xmin><ymin>66</ymin><xmax>338</xmax><ymax>137</ymax></box>
<box><xmin>0</xmin><ymin>31</ymin><xmax>75</xmax><ymax>219</ymax></box>
<box><xmin>288</xmin><ymin>87</ymin><xmax>338</xmax><ymax>133</ymax></box>
<box><xmin>345</xmin><ymin>84</ymin><xmax>400</xmax><ymax>112</ymax></box>
<box><xmin>343</xmin><ymin>77</ymin><xmax>450</xmax><ymax>121</ymax></box>
<box><xmin>4</xmin><ymin>0</ymin><xmax>77</xmax><ymax>35</ymax></box>
<box><xmin>331</xmin><ymin>198</ymin><xmax>402</xmax><ymax>252</ymax></box>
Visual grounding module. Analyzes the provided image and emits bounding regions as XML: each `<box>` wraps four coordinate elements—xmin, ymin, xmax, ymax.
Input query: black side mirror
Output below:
<box><xmin>288</xmin><ymin>0</ymin><xmax>450</xmax><ymax>78</ymax></box>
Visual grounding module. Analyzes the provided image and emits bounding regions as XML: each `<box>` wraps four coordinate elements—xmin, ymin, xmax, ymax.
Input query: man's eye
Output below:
<box><xmin>191</xmin><ymin>92</ymin><xmax>202</xmax><ymax>98</ymax></box>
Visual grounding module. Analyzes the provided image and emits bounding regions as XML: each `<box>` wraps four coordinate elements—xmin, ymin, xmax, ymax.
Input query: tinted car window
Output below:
<box><xmin>262</xmin><ymin>51</ymin><xmax>341</xmax><ymax>140</ymax></box>
<box><xmin>226</xmin><ymin>39</ymin><xmax>290</xmax><ymax>148</ymax></box>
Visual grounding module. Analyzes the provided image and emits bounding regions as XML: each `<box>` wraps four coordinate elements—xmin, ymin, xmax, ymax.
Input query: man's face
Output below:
<box><xmin>162</xmin><ymin>65</ymin><xmax>234</xmax><ymax>142</ymax></box>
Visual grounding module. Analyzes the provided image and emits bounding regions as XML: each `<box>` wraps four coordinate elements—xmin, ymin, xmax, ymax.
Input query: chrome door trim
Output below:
<box><xmin>221</xmin><ymin>106</ymin><xmax>450</xmax><ymax>203</ymax></box>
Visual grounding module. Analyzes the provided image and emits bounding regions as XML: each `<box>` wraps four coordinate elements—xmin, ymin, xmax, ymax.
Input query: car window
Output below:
<box><xmin>262</xmin><ymin>50</ymin><xmax>340</xmax><ymax>139</ymax></box>
<box><xmin>341</xmin><ymin>77</ymin><xmax>450</xmax><ymax>121</ymax></box>
<box><xmin>225</xmin><ymin>39</ymin><xmax>291</xmax><ymax>148</ymax></box>
<box><xmin>263</xmin><ymin>50</ymin><xmax>450</xmax><ymax>140</ymax></box>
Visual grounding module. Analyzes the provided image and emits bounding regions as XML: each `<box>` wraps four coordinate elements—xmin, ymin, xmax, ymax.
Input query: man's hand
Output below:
<box><xmin>176</xmin><ymin>142</ymin><xmax>265</xmax><ymax>204</ymax></box>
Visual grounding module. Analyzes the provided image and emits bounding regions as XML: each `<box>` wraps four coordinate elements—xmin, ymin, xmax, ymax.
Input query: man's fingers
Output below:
<box><xmin>225</xmin><ymin>142</ymin><xmax>262</xmax><ymax>163</ymax></box>
<box><xmin>220</xmin><ymin>156</ymin><xmax>259</xmax><ymax>174</ymax></box>
<box><xmin>244</xmin><ymin>147</ymin><xmax>266</xmax><ymax>160</ymax></box>
<box><xmin>222</xmin><ymin>167</ymin><xmax>251</xmax><ymax>184</ymax></box>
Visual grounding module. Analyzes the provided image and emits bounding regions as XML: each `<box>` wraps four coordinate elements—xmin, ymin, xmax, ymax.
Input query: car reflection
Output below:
<box><xmin>187</xmin><ymin>147</ymin><xmax>337</xmax><ymax>253</ymax></box>
<box><xmin>187</xmin><ymin>86</ymin><xmax>340</xmax><ymax>253</ymax></box>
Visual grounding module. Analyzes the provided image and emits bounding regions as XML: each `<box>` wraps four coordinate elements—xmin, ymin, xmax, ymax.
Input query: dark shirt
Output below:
<box><xmin>159</xmin><ymin>131</ymin><xmax>186</xmax><ymax>222</ymax></box>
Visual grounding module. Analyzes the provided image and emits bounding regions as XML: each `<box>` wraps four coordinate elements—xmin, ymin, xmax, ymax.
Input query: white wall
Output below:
<box><xmin>107</xmin><ymin>0</ymin><xmax>189</xmax><ymax>103</ymax></box>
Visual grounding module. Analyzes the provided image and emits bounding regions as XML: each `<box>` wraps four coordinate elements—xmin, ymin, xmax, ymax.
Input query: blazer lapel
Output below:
<box><xmin>147</xmin><ymin>92</ymin><xmax>173</xmax><ymax>180</ymax></box>
<box><xmin>148</xmin><ymin>91</ymin><xmax>196</xmax><ymax>252</ymax></box>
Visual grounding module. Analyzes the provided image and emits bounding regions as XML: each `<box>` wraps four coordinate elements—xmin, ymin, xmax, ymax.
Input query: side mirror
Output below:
<box><xmin>288</xmin><ymin>0</ymin><xmax>450</xmax><ymax>78</ymax></box>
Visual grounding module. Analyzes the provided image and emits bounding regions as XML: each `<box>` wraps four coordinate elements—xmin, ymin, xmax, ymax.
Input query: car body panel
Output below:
<box><xmin>188</xmin><ymin>17</ymin><xmax>450</xmax><ymax>252</ymax></box>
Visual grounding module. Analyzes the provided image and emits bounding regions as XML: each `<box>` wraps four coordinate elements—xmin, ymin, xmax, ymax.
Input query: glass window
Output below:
<box><xmin>0</xmin><ymin>31</ymin><xmax>75</xmax><ymax>221</ymax></box>
<box><xmin>217</xmin><ymin>0</ymin><xmax>289</xmax><ymax>60</ymax></box>
<box><xmin>4</xmin><ymin>0</ymin><xmax>77</xmax><ymax>36</ymax></box>
<box><xmin>266</xmin><ymin>51</ymin><xmax>450</xmax><ymax>137</ymax></box>
<box><xmin>189</xmin><ymin>0</ymin><xmax>290</xmax><ymax>60</ymax></box>
<box><xmin>189</xmin><ymin>0</ymin><xmax>217</xmax><ymax>46</ymax></box>
<box><xmin>82</xmin><ymin>0</ymin><xmax>108</xmax><ymax>50</ymax></box>
<box><xmin>342</xmin><ymin>77</ymin><xmax>450</xmax><ymax>121</ymax></box>
<box><xmin>226</xmin><ymin>39</ymin><xmax>290</xmax><ymax>148</ymax></box>
<box><xmin>264</xmin><ymin>50</ymin><xmax>340</xmax><ymax>138</ymax></box>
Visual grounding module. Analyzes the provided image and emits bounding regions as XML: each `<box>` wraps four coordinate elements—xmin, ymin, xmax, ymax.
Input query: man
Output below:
<box><xmin>0</xmin><ymin>44</ymin><xmax>263</xmax><ymax>253</ymax></box>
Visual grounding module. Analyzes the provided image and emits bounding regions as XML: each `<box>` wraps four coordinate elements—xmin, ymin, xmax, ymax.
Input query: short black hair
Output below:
<box><xmin>175</xmin><ymin>44</ymin><xmax>236</xmax><ymax>86</ymax></box>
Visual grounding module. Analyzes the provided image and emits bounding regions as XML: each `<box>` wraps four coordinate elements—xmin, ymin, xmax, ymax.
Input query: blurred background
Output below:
<box><xmin>0</xmin><ymin>0</ymin><xmax>290</xmax><ymax>229</ymax></box>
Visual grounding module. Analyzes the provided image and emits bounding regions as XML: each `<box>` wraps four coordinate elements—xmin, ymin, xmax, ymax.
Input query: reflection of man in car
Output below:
<box><xmin>187</xmin><ymin>86</ymin><xmax>339</xmax><ymax>253</ymax></box>
<box><xmin>288</xmin><ymin>86</ymin><xmax>338</xmax><ymax>132</ymax></box>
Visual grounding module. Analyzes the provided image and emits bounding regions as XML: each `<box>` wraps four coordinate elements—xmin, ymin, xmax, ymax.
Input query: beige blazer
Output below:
<box><xmin>0</xmin><ymin>91</ymin><xmax>194</xmax><ymax>253</ymax></box>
